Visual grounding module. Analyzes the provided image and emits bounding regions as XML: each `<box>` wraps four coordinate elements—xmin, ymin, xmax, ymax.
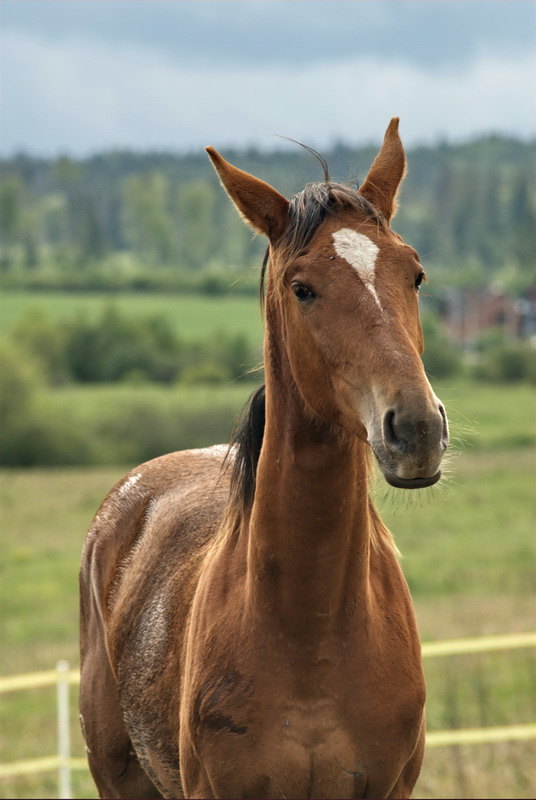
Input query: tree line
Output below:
<box><xmin>0</xmin><ymin>135</ymin><xmax>534</xmax><ymax>292</ymax></box>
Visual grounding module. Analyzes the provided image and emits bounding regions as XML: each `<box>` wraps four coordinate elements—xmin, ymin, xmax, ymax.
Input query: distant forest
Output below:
<box><xmin>0</xmin><ymin>135</ymin><xmax>534</xmax><ymax>293</ymax></box>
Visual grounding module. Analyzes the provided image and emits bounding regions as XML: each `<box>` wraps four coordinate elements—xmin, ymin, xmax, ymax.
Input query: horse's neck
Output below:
<box><xmin>243</xmin><ymin>373</ymin><xmax>373</xmax><ymax>637</ymax></box>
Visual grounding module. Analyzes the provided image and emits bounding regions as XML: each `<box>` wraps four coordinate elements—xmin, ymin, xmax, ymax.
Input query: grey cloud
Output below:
<box><xmin>1</xmin><ymin>0</ymin><xmax>534</xmax><ymax>69</ymax></box>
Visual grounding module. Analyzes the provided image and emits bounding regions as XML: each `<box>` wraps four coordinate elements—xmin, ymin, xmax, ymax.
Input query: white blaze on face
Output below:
<box><xmin>332</xmin><ymin>228</ymin><xmax>382</xmax><ymax>308</ymax></box>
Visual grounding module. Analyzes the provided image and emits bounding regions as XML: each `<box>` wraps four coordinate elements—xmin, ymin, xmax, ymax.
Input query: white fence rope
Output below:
<box><xmin>56</xmin><ymin>660</ymin><xmax>72</xmax><ymax>800</ymax></box>
<box><xmin>0</xmin><ymin>632</ymin><xmax>535</xmax><ymax>798</ymax></box>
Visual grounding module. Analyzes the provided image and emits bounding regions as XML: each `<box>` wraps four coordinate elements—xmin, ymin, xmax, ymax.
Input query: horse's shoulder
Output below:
<box><xmin>88</xmin><ymin>444</ymin><xmax>231</xmax><ymax>531</ymax></box>
<box><xmin>80</xmin><ymin>444</ymin><xmax>233</xmax><ymax>610</ymax></box>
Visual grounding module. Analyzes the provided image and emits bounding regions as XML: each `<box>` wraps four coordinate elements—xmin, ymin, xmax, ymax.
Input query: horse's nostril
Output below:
<box><xmin>383</xmin><ymin>409</ymin><xmax>401</xmax><ymax>450</ymax></box>
<box><xmin>383</xmin><ymin>405</ymin><xmax>446</xmax><ymax>456</ymax></box>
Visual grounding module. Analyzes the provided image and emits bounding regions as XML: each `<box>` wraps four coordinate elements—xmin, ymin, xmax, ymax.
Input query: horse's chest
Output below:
<box><xmin>186</xmin><ymin>674</ymin><xmax>423</xmax><ymax>799</ymax></box>
<box><xmin>190</xmin><ymin>700</ymin><xmax>366</xmax><ymax>798</ymax></box>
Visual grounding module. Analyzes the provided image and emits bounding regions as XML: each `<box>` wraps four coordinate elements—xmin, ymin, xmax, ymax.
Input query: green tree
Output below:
<box><xmin>509</xmin><ymin>171</ymin><xmax>536</xmax><ymax>268</ymax></box>
<box><xmin>76</xmin><ymin>196</ymin><xmax>107</xmax><ymax>263</ymax></box>
<box><xmin>0</xmin><ymin>340</ymin><xmax>40</xmax><ymax>424</ymax></box>
<box><xmin>41</xmin><ymin>193</ymin><xmax>69</xmax><ymax>243</ymax></box>
<box><xmin>421</xmin><ymin>313</ymin><xmax>463</xmax><ymax>379</ymax></box>
<box><xmin>122</xmin><ymin>172</ymin><xmax>177</xmax><ymax>264</ymax></box>
<box><xmin>0</xmin><ymin>175</ymin><xmax>22</xmax><ymax>242</ymax></box>
<box><xmin>0</xmin><ymin>175</ymin><xmax>23</xmax><ymax>269</ymax></box>
<box><xmin>176</xmin><ymin>179</ymin><xmax>217</xmax><ymax>269</ymax></box>
<box><xmin>12</xmin><ymin>310</ymin><xmax>70</xmax><ymax>384</ymax></box>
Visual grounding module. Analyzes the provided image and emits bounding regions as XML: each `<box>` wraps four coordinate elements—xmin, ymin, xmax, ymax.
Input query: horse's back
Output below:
<box><xmin>79</xmin><ymin>444</ymin><xmax>231</xmax><ymax>798</ymax></box>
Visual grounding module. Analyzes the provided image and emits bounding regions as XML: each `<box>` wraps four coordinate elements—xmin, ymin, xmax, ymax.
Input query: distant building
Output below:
<box><xmin>437</xmin><ymin>285</ymin><xmax>536</xmax><ymax>347</ymax></box>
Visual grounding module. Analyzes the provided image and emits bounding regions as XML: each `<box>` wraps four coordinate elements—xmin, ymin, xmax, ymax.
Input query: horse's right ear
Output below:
<box><xmin>358</xmin><ymin>118</ymin><xmax>406</xmax><ymax>223</ymax></box>
<box><xmin>206</xmin><ymin>147</ymin><xmax>289</xmax><ymax>242</ymax></box>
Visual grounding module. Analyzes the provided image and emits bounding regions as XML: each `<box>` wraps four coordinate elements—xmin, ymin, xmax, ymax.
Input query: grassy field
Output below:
<box><xmin>45</xmin><ymin>376</ymin><xmax>535</xmax><ymax>451</ymax></box>
<box><xmin>1</xmin><ymin>289</ymin><xmax>534</xmax><ymax>452</ymax></box>
<box><xmin>1</xmin><ymin>448</ymin><xmax>534</xmax><ymax>799</ymax></box>
<box><xmin>1</xmin><ymin>289</ymin><xmax>535</xmax><ymax>798</ymax></box>
<box><xmin>0</xmin><ymin>290</ymin><xmax>264</xmax><ymax>342</ymax></box>
<box><xmin>47</xmin><ymin>380</ymin><xmax>258</xmax><ymax>426</ymax></box>
<box><xmin>1</xmin><ymin>381</ymin><xmax>535</xmax><ymax>798</ymax></box>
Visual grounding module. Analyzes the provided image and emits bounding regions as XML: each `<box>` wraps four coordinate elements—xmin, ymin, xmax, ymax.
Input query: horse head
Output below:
<box><xmin>207</xmin><ymin>119</ymin><xmax>448</xmax><ymax>488</ymax></box>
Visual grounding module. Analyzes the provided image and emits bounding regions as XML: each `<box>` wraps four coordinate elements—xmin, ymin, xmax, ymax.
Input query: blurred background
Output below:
<box><xmin>0</xmin><ymin>2</ymin><xmax>534</xmax><ymax>798</ymax></box>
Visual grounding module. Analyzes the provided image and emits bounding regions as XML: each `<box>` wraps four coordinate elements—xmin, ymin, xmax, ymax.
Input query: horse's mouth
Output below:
<box><xmin>371</xmin><ymin>439</ymin><xmax>444</xmax><ymax>490</ymax></box>
<box><xmin>383</xmin><ymin>470</ymin><xmax>441</xmax><ymax>490</ymax></box>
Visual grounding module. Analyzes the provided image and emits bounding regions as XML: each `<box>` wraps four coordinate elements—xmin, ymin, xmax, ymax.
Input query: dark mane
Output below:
<box><xmin>237</xmin><ymin>163</ymin><xmax>386</xmax><ymax>517</ymax></box>
<box><xmin>226</xmin><ymin>384</ymin><xmax>266</xmax><ymax>513</ymax></box>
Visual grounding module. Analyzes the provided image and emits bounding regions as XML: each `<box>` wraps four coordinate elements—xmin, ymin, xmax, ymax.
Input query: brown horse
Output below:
<box><xmin>79</xmin><ymin>118</ymin><xmax>448</xmax><ymax>800</ymax></box>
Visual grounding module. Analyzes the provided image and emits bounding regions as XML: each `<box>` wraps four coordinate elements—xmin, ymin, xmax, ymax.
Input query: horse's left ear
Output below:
<box><xmin>358</xmin><ymin>118</ymin><xmax>406</xmax><ymax>223</ymax></box>
<box><xmin>206</xmin><ymin>147</ymin><xmax>289</xmax><ymax>242</ymax></box>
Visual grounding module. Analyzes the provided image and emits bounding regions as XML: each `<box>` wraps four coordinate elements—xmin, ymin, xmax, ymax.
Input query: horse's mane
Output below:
<box><xmin>226</xmin><ymin>384</ymin><xmax>266</xmax><ymax>514</ymax></box>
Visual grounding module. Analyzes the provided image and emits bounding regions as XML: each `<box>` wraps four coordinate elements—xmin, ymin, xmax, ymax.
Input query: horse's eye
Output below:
<box><xmin>414</xmin><ymin>272</ymin><xmax>425</xmax><ymax>291</ymax></box>
<box><xmin>292</xmin><ymin>283</ymin><xmax>315</xmax><ymax>301</ymax></box>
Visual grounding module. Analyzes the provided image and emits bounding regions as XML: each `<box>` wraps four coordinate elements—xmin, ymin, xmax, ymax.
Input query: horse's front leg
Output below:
<box><xmin>179</xmin><ymin>734</ymin><xmax>215</xmax><ymax>799</ymax></box>
<box><xmin>386</xmin><ymin>717</ymin><xmax>425</xmax><ymax>799</ymax></box>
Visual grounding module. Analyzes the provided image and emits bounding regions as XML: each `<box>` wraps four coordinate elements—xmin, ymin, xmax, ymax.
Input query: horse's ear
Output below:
<box><xmin>358</xmin><ymin>118</ymin><xmax>406</xmax><ymax>223</ymax></box>
<box><xmin>206</xmin><ymin>147</ymin><xmax>289</xmax><ymax>242</ymax></box>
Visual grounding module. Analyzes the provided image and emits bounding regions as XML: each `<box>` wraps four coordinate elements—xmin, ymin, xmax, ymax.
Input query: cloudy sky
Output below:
<box><xmin>1</xmin><ymin>0</ymin><xmax>535</xmax><ymax>156</ymax></box>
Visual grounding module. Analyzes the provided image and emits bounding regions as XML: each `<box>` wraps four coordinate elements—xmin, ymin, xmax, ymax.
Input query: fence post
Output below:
<box><xmin>56</xmin><ymin>660</ymin><xmax>72</xmax><ymax>800</ymax></box>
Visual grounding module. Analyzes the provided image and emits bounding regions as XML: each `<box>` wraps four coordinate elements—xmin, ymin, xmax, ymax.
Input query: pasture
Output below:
<box><xmin>46</xmin><ymin>376</ymin><xmax>535</xmax><ymax>453</ymax></box>
<box><xmin>1</xmin><ymin>385</ymin><xmax>535</xmax><ymax>798</ymax></box>
<box><xmin>1</xmin><ymin>290</ymin><xmax>535</xmax><ymax>798</ymax></box>
<box><xmin>0</xmin><ymin>291</ymin><xmax>264</xmax><ymax>343</ymax></box>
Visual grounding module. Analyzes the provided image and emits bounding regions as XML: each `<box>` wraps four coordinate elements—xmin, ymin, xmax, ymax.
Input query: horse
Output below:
<box><xmin>79</xmin><ymin>118</ymin><xmax>449</xmax><ymax>800</ymax></box>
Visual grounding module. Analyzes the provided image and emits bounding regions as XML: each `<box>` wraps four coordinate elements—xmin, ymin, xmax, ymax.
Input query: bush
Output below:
<box><xmin>63</xmin><ymin>305</ymin><xmax>183</xmax><ymax>383</ymax></box>
<box><xmin>0</xmin><ymin>340</ymin><xmax>95</xmax><ymax>465</ymax></box>
<box><xmin>0</xmin><ymin>340</ymin><xmax>41</xmax><ymax>423</ymax></box>
<box><xmin>181</xmin><ymin>362</ymin><xmax>232</xmax><ymax>385</ymax></box>
<box><xmin>421</xmin><ymin>314</ymin><xmax>463</xmax><ymax>379</ymax></box>
<box><xmin>2</xmin><ymin>402</ymin><xmax>95</xmax><ymax>466</ymax></box>
<box><xmin>200</xmin><ymin>332</ymin><xmax>255</xmax><ymax>382</ymax></box>
<box><xmin>12</xmin><ymin>309</ymin><xmax>70</xmax><ymax>384</ymax></box>
<box><xmin>474</xmin><ymin>340</ymin><xmax>536</xmax><ymax>383</ymax></box>
<box><xmin>7</xmin><ymin>306</ymin><xmax>257</xmax><ymax>387</ymax></box>
<box><xmin>97</xmin><ymin>401</ymin><xmax>237</xmax><ymax>464</ymax></box>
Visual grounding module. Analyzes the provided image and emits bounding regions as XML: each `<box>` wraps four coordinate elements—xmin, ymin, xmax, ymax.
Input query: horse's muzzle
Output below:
<box><xmin>372</xmin><ymin>401</ymin><xmax>448</xmax><ymax>490</ymax></box>
<box><xmin>382</xmin><ymin>470</ymin><xmax>442</xmax><ymax>490</ymax></box>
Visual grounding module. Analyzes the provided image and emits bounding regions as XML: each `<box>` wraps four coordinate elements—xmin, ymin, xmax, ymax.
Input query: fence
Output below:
<box><xmin>1</xmin><ymin>632</ymin><xmax>535</xmax><ymax>799</ymax></box>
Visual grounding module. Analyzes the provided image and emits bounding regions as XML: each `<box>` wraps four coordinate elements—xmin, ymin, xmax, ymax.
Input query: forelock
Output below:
<box><xmin>281</xmin><ymin>182</ymin><xmax>385</xmax><ymax>257</ymax></box>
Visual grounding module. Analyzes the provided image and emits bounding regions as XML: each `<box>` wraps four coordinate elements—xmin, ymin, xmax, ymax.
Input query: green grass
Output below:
<box><xmin>40</xmin><ymin>376</ymin><xmax>535</xmax><ymax>460</ymax></box>
<box><xmin>0</xmin><ymin>290</ymin><xmax>264</xmax><ymax>342</ymax></box>
<box><xmin>46</xmin><ymin>380</ymin><xmax>259</xmax><ymax>424</ymax></box>
<box><xmin>1</xmin><ymin>444</ymin><xmax>535</xmax><ymax>798</ymax></box>
<box><xmin>376</xmin><ymin>449</ymin><xmax>536</xmax><ymax>597</ymax></box>
<box><xmin>0</xmin><ymin>375</ymin><xmax>527</xmax><ymax>472</ymax></box>
<box><xmin>1</xmin><ymin>371</ymin><xmax>535</xmax><ymax>798</ymax></box>
<box><xmin>433</xmin><ymin>379</ymin><xmax>536</xmax><ymax>451</ymax></box>
<box><xmin>3</xmin><ymin>452</ymin><xmax>532</xmax><ymax>676</ymax></box>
